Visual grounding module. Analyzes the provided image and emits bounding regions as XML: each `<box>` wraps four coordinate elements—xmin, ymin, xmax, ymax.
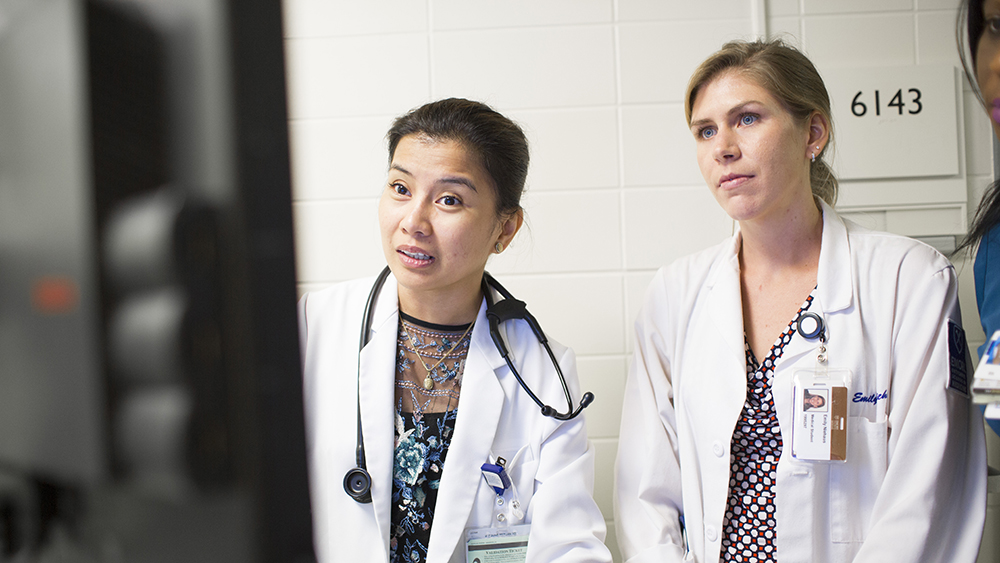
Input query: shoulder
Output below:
<box><xmin>299</xmin><ymin>276</ymin><xmax>382</xmax><ymax>334</ymax></box>
<box><xmin>841</xmin><ymin>217</ymin><xmax>953</xmax><ymax>279</ymax></box>
<box><xmin>645</xmin><ymin>236</ymin><xmax>734</xmax><ymax>306</ymax></box>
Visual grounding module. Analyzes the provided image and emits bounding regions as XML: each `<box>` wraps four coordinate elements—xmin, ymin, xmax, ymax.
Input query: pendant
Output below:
<box><xmin>423</xmin><ymin>375</ymin><xmax>434</xmax><ymax>390</ymax></box>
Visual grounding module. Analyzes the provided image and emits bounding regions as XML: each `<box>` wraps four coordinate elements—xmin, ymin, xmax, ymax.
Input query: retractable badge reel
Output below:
<box><xmin>791</xmin><ymin>312</ymin><xmax>852</xmax><ymax>462</ymax></box>
<box><xmin>481</xmin><ymin>457</ymin><xmax>523</xmax><ymax>527</ymax></box>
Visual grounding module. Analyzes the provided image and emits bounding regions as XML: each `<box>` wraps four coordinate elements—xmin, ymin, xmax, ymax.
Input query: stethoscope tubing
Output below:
<box><xmin>344</xmin><ymin>266</ymin><xmax>592</xmax><ymax>503</ymax></box>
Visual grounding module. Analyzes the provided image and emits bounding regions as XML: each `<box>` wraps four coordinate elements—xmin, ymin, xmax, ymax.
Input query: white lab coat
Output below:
<box><xmin>614</xmin><ymin>201</ymin><xmax>987</xmax><ymax>563</ymax></box>
<box><xmin>299</xmin><ymin>273</ymin><xmax>612</xmax><ymax>563</ymax></box>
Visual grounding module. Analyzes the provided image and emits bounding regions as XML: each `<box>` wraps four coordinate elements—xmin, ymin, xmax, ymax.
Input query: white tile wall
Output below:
<box><xmin>431</xmin><ymin>0</ymin><xmax>613</xmax><ymax>30</ymax></box>
<box><xmin>617</xmin><ymin>0</ymin><xmax>751</xmax><ymax>22</ymax></box>
<box><xmin>804</xmin><ymin>14</ymin><xmax>916</xmax><ymax>67</ymax></box>
<box><xmin>767</xmin><ymin>0</ymin><xmax>801</xmax><ymax>18</ymax></box>
<box><xmin>289</xmin><ymin>116</ymin><xmax>394</xmax><ymax>201</ymax></box>
<box><xmin>292</xmin><ymin>199</ymin><xmax>383</xmax><ymax>283</ymax></box>
<box><xmin>285</xmin><ymin>34</ymin><xmax>430</xmax><ymax>119</ymax></box>
<box><xmin>490</xmin><ymin>189</ymin><xmax>622</xmax><ymax>274</ymax></box>
<box><xmin>510</xmin><ymin>108</ymin><xmax>620</xmax><ymax>191</ymax></box>
<box><xmin>769</xmin><ymin>17</ymin><xmax>804</xmax><ymax>43</ymax></box>
<box><xmin>282</xmin><ymin>0</ymin><xmax>427</xmax><ymax>38</ymax></box>
<box><xmin>432</xmin><ymin>26</ymin><xmax>617</xmax><ymax>109</ymax></box>
<box><xmin>917</xmin><ymin>10</ymin><xmax>962</xmax><ymax>64</ymax></box>
<box><xmin>619</xmin><ymin>19</ymin><xmax>753</xmax><ymax>104</ymax></box>
<box><xmin>495</xmin><ymin>274</ymin><xmax>626</xmax><ymax>356</ymax></box>
<box><xmin>803</xmin><ymin>0</ymin><xmax>914</xmax><ymax>15</ymax></box>
<box><xmin>285</xmin><ymin>2</ymin><xmax>997</xmax><ymax>561</ymax></box>
<box><xmin>577</xmin><ymin>356</ymin><xmax>628</xmax><ymax>439</ymax></box>
<box><xmin>918</xmin><ymin>0</ymin><xmax>963</xmax><ymax>8</ymax></box>
<box><xmin>621</xmin><ymin>104</ymin><xmax>704</xmax><ymax>186</ymax></box>
<box><xmin>623</xmin><ymin>187</ymin><xmax>733</xmax><ymax>270</ymax></box>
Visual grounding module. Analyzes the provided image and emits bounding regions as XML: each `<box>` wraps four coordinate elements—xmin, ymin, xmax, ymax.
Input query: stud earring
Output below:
<box><xmin>811</xmin><ymin>152</ymin><xmax>815</xmax><ymax>163</ymax></box>
<box><xmin>495</xmin><ymin>242</ymin><xmax>504</xmax><ymax>253</ymax></box>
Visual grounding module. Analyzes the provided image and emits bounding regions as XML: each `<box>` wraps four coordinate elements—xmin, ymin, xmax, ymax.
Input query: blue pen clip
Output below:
<box><xmin>986</xmin><ymin>330</ymin><xmax>1000</xmax><ymax>365</ymax></box>
<box><xmin>481</xmin><ymin>457</ymin><xmax>512</xmax><ymax>495</ymax></box>
<box><xmin>679</xmin><ymin>514</ymin><xmax>690</xmax><ymax>554</ymax></box>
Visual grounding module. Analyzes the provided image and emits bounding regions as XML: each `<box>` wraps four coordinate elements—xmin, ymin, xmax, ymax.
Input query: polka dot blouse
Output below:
<box><xmin>720</xmin><ymin>293</ymin><xmax>815</xmax><ymax>563</ymax></box>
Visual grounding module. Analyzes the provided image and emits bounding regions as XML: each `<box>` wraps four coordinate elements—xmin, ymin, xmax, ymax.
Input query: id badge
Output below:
<box><xmin>791</xmin><ymin>369</ymin><xmax>851</xmax><ymax>462</ymax></box>
<box><xmin>466</xmin><ymin>524</ymin><xmax>530</xmax><ymax>563</ymax></box>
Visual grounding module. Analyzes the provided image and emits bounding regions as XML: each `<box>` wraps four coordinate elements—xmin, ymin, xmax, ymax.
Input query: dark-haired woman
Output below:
<box><xmin>299</xmin><ymin>98</ymin><xmax>611</xmax><ymax>563</ymax></box>
<box><xmin>614</xmin><ymin>39</ymin><xmax>986</xmax><ymax>562</ymax></box>
<box><xmin>802</xmin><ymin>390</ymin><xmax>826</xmax><ymax>411</ymax></box>
<box><xmin>959</xmin><ymin>0</ymin><xmax>1000</xmax><ymax>436</ymax></box>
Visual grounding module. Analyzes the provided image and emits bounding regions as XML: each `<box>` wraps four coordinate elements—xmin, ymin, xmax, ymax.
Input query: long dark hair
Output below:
<box><xmin>957</xmin><ymin>0</ymin><xmax>1000</xmax><ymax>254</ymax></box>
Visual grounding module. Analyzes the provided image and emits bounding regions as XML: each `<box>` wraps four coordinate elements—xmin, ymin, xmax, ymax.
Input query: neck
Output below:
<box><xmin>396</xmin><ymin>280</ymin><xmax>483</xmax><ymax>326</ymax></box>
<box><xmin>738</xmin><ymin>196</ymin><xmax>824</xmax><ymax>274</ymax></box>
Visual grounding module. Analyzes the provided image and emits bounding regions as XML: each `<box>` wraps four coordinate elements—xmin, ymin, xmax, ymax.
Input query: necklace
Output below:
<box><xmin>400</xmin><ymin>320</ymin><xmax>475</xmax><ymax>390</ymax></box>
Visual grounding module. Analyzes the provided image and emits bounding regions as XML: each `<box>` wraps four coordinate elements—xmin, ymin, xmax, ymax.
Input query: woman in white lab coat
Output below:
<box><xmin>614</xmin><ymin>39</ymin><xmax>987</xmax><ymax>562</ymax></box>
<box><xmin>300</xmin><ymin>98</ymin><xmax>611</xmax><ymax>563</ymax></box>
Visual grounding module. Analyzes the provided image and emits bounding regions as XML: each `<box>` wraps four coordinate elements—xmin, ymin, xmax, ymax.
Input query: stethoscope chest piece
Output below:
<box><xmin>344</xmin><ymin>466</ymin><xmax>373</xmax><ymax>503</ymax></box>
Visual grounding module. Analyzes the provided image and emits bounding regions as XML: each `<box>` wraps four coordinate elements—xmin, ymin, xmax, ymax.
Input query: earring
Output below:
<box><xmin>811</xmin><ymin>152</ymin><xmax>815</xmax><ymax>163</ymax></box>
<box><xmin>495</xmin><ymin>242</ymin><xmax>504</xmax><ymax>254</ymax></box>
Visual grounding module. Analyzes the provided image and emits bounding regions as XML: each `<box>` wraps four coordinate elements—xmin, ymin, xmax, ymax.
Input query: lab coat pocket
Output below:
<box><xmin>829</xmin><ymin>417</ymin><xmax>887</xmax><ymax>543</ymax></box>
<box><xmin>492</xmin><ymin>445</ymin><xmax>538</xmax><ymax>504</ymax></box>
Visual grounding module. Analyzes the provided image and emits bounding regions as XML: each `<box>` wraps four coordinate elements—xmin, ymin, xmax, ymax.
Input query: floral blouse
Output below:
<box><xmin>389</xmin><ymin>313</ymin><xmax>471</xmax><ymax>563</ymax></box>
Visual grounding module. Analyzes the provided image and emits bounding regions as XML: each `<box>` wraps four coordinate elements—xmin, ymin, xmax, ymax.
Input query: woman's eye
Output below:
<box><xmin>439</xmin><ymin>195</ymin><xmax>460</xmax><ymax>206</ymax></box>
<box><xmin>988</xmin><ymin>17</ymin><xmax>1000</xmax><ymax>35</ymax></box>
<box><xmin>699</xmin><ymin>127</ymin><xmax>716</xmax><ymax>140</ymax></box>
<box><xmin>740</xmin><ymin>114</ymin><xmax>757</xmax><ymax>126</ymax></box>
<box><xmin>391</xmin><ymin>183</ymin><xmax>409</xmax><ymax>196</ymax></box>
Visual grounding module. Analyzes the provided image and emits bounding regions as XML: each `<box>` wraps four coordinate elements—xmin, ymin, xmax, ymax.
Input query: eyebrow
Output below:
<box><xmin>389</xmin><ymin>163</ymin><xmax>479</xmax><ymax>192</ymax></box>
<box><xmin>690</xmin><ymin>100</ymin><xmax>764</xmax><ymax>130</ymax></box>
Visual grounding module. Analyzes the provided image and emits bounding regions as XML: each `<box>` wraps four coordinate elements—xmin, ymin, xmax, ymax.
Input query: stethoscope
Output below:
<box><xmin>344</xmin><ymin>266</ymin><xmax>595</xmax><ymax>503</ymax></box>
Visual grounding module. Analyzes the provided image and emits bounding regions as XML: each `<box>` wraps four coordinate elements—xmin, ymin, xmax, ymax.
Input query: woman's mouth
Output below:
<box><xmin>397</xmin><ymin>248</ymin><xmax>434</xmax><ymax>266</ymax></box>
<box><xmin>718</xmin><ymin>173</ymin><xmax>752</xmax><ymax>189</ymax></box>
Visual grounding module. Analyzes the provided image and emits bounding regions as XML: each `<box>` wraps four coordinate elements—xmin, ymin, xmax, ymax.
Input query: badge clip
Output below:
<box><xmin>481</xmin><ymin>457</ymin><xmax>512</xmax><ymax>495</ymax></box>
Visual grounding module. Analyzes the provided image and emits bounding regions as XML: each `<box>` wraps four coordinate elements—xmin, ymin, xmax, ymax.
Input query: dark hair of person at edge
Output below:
<box><xmin>957</xmin><ymin>0</ymin><xmax>1000</xmax><ymax>255</ymax></box>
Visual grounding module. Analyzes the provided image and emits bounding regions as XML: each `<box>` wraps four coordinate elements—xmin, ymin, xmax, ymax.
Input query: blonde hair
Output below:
<box><xmin>684</xmin><ymin>39</ymin><xmax>837</xmax><ymax>205</ymax></box>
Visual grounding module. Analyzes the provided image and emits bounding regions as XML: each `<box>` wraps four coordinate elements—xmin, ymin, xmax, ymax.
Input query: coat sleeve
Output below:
<box><xmin>523</xmin><ymin>344</ymin><xmax>614</xmax><ymax>563</ymax></box>
<box><xmin>853</xmin><ymin>259</ymin><xmax>987</xmax><ymax>562</ymax></box>
<box><xmin>614</xmin><ymin>272</ymin><xmax>689</xmax><ymax>563</ymax></box>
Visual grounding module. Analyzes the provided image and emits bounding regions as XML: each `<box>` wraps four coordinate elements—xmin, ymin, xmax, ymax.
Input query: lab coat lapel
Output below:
<box><xmin>426</xmin><ymin>300</ymin><xmax>505</xmax><ymax>562</ymax></box>
<box><xmin>815</xmin><ymin>199</ymin><xmax>854</xmax><ymax>315</ymax></box>
<box><xmin>357</xmin><ymin>275</ymin><xmax>401</xmax><ymax>555</ymax></box>
<box><xmin>703</xmin><ymin>234</ymin><xmax>753</xmax><ymax>419</ymax></box>
<box><xmin>707</xmin><ymin>233</ymin><xmax>749</xmax><ymax>372</ymax></box>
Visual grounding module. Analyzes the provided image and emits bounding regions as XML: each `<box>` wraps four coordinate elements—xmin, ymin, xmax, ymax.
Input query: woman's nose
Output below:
<box><xmin>713</xmin><ymin>130</ymin><xmax>739</xmax><ymax>162</ymax></box>
<box><xmin>401</xmin><ymin>199</ymin><xmax>431</xmax><ymax>236</ymax></box>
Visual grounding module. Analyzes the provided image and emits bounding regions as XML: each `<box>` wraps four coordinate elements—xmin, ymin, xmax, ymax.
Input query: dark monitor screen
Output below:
<box><xmin>0</xmin><ymin>1</ymin><xmax>313</xmax><ymax>561</ymax></box>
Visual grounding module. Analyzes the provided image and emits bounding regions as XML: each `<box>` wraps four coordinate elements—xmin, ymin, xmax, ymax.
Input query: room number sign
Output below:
<box><xmin>824</xmin><ymin>65</ymin><xmax>959</xmax><ymax>180</ymax></box>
